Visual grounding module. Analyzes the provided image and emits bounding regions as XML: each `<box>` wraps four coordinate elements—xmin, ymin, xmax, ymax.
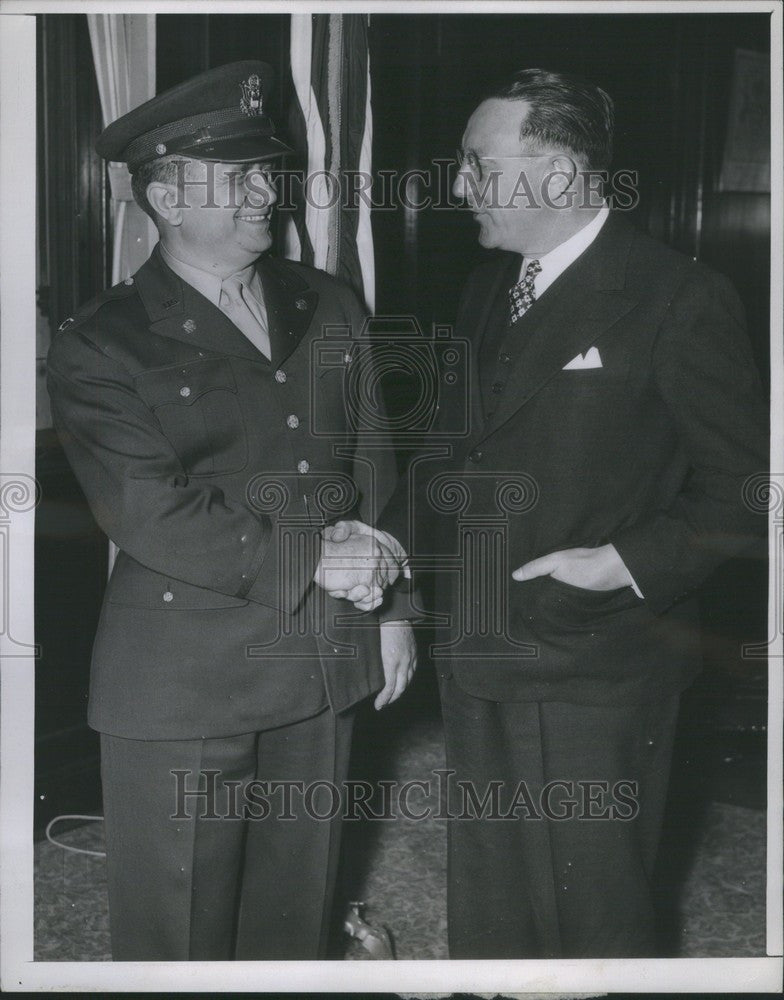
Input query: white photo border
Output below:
<box><xmin>1</xmin><ymin>0</ymin><xmax>781</xmax><ymax>992</ymax></box>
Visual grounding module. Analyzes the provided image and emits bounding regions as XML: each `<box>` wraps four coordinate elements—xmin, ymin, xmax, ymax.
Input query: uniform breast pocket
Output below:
<box><xmin>134</xmin><ymin>358</ymin><xmax>248</xmax><ymax>476</ymax></box>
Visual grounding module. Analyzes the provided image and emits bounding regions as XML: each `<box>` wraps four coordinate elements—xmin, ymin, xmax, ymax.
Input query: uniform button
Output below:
<box><xmin>275</xmin><ymin>369</ymin><xmax>287</xmax><ymax>383</ymax></box>
<box><xmin>468</xmin><ymin>450</ymin><xmax>483</xmax><ymax>463</ymax></box>
<box><xmin>492</xmin><ymin>382</ymin><xmax>504</xmax><ymax>394</ymax></box>
<box><xmin>163</xmin><ymin>591</ymin><xmax>174</xmax><ymax>602</ymax></box>
<box><xmin>182</xmin><ymin>319</ymin><xmax>196</xmax><ymax>333</ymax></box>
<box><xmin>297</xmin><ymin>460</ymin><xmax>310</xmax><ymax>474</ymax></box>
<box><xmin>123</xmin><ymin>277</ymin><xmax>134</xmax><ymax>286</ymax></box>
<box><xmin>287</xmin><ymin>414</ymin><xmax>300</xmax><ymax>429</ymax></box>
<box><xmin>499</xmin><ymin>353</ymin><xmax>511</xmax><ymax>363</ymax></box>
<box><xmin>179</xmin><ymin>386</ymin><xmax>191</xmax><ymax>398</ymax></box>
<box><xmin>295</xmin><ymin>298</ymin><xmax>308</xmax><ymax>310</ymax></box>
<box><xmin>240</xmin><ymin>534</ymin><xmax>248</xmax><ymax>543</ymax></box>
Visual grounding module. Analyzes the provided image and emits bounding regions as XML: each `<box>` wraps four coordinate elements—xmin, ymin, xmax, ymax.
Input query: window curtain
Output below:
<box><xmin>86</xmin><ymin>14</ymin><xmax>156</xmax><ymax>572</ymax></box>
<box><xmin>86</xmin><ymin>14</ymin><xmax>157</xmax><ymax>285</ymax></box>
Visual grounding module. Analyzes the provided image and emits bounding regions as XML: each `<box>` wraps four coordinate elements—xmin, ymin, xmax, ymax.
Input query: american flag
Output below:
<box><xmin>284</xmin><ymin>13</ymin><xmax>375</xmax><ymax>313</ymax></box>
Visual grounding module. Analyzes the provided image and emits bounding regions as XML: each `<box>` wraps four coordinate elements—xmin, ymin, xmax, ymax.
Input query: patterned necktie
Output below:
<box><xmin>219</xmin><ymin>275</ymin><xmax>271</xmax><ymax>359</ymax></box>
<box><xmin>509</xmin><ymin>259</ymin><xmax>542</xmax><ymax>324</ymax></box>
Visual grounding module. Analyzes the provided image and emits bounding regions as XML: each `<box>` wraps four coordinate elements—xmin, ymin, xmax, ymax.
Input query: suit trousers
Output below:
<box><xmin>100</xmin><ymin>705</ymin><xmax>354</xmax><ymax>960</ymax></box>
<box><xmin>439</xmin><ymin>675</ymin><xmax>679</xmax><ymax>958</ymax></box>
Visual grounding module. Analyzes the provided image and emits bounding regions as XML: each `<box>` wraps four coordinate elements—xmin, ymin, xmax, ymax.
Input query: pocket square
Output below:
<box><xmin>562</xmin><ymin>346</ymin><xmax>603</xmax><ymax>370</ymax></box>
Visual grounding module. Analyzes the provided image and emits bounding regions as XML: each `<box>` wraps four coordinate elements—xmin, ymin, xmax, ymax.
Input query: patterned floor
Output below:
<box><xmin>34</xmin><ymin>696</ymin><xmax>767</xmax><ymax>961</ymax></box>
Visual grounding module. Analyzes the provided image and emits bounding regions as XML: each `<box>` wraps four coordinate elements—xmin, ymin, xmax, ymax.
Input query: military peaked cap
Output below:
<box><xmin>95</xmin><ymin>61</ymin><xmax>293</xmax><ymax>171</ymax></box>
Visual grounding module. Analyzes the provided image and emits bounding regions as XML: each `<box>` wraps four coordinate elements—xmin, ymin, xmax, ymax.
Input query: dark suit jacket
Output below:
<box><xmin>384</xmin><ymin>213</ymin><xmax>768</xmax><ymax>705</ymax></box>
<box><xmin>47</xmin><ymin>246</ymin><xmax>407</xmax><ymax>740</ymax></box>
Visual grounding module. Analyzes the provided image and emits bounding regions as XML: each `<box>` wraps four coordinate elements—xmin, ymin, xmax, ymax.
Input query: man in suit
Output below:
<box><xmin>47</xmin><ymin>61</ymin><xmax>415</xmax><ymax>961</ymax></box>
<box><xmin>384</xmin><ymin>68</ymin><xmax>767</xmax><ymax>957</ymax></box>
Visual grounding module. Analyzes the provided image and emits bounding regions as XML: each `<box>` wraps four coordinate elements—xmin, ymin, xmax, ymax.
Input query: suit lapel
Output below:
<box><xmin>460</xmin><ymin>253</ymin><xmax>520</xmax><ymax>430</ymax></box>
<box><xmin>477</xmin><ymin>254</ymin><xmax>522</xmax><ymax>417</ymax></box>
<box><xmin>476</xmin><ymin>214</ymin><xmax>638</xmax><ymax>438</ymax></box>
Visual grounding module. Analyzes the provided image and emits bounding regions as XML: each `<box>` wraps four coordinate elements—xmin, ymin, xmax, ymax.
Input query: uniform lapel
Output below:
<box><xmin>135</xmin><ymin>246</ymin><xmax>264</xmax><ymax>362</ymax></box>
<box><xmin>256</xmin><ymin>256</ymin><xmax>319</xmax><ymax>368</ymax></box>
<box><xmin>133</xmin><ymin>247</ymin><xmax>318</xmax><ymax>366</ymax></box>
<box><xmin>477</xmin><ymin>214</ymin><xmax>638</xmax><ymax>438</ymax></box>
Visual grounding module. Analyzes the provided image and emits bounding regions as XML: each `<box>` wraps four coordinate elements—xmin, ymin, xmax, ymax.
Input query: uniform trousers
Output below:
<box><xmin>439</xmin><ymin>674</ymin><xmax>679</xmax><ymax>958</ymax></box>
<box><xmin>100</xmin><ymin>705</ymin><xmax>354</xmax><ymax>960</ymax></box>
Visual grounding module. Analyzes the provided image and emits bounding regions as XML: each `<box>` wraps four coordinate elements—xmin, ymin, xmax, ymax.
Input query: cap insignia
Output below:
<box><xmin>240</xmin><ymin>74</ymin><xmax>263</xmax><ymax>117</ymax></box>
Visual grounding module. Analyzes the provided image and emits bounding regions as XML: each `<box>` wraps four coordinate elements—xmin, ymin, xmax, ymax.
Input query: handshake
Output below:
<box><xmin>312</xmin><ymin>519</ymin><xmax>410</xmax><ymax>612</ymax></box>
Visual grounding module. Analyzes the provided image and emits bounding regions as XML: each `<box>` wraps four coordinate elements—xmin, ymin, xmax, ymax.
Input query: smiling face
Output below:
<box><xmin>453</xmin><ymin>98</ymin><xmax>565</xmax><ymax>256</ymax></box>
<box><xmin>154</xmin><ymin>158</ymin><xmax>278</xmax><ymax>275</ymax></box>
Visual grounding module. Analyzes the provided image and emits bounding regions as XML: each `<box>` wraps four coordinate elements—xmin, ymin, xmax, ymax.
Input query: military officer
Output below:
<box><xmin>47</xmin><ymin>61</ymin><xmax>415</xmax><ymax>961</ymax></box>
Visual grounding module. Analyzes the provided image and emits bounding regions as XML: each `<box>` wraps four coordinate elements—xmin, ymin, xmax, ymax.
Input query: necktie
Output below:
<box><xmin>509</xmin><ymin>259</ymin><xmax>542</xmax><ymax>324</ymax></box>
<box><xmin>219</xmin><ymin>275</ymin><xmax>271</xmax><ymax>359</ymax></box>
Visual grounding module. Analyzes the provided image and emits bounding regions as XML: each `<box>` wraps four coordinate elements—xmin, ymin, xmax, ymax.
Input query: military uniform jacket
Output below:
<box><xmin>47</xmin><ymin>247</ymin><xmax>403</xmax><ymax>740</ymax></box>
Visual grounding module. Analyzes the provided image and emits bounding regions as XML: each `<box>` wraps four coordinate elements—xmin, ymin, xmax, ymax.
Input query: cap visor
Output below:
<box><xmin>177</xmin><ymin>134</ymin><xmax>293</xmax><ymax>163</ymax></box>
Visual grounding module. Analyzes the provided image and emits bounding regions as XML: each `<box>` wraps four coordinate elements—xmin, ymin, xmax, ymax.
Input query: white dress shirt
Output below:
<box><xmin>519</xmin><ymin>201</ymin><xmax>610</xmax><ymax>294</ymax></box>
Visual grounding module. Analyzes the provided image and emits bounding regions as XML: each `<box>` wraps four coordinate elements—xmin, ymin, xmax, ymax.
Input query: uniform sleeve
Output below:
<box><xmin>609</xmin><ymin>267</ymin><xmax>769</xmax><ymax>615</ymax></box>
<box><xmin>47</xmin><ymin>326</ymin><xmax>318</xmax><ymax>613</ymax></box>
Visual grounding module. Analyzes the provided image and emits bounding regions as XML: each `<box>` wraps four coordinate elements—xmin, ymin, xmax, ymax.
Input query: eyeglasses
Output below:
<box><xmin>455</xmin><ymin>149</ymin><xmax>555</xmax><ymax>183</ymax></box>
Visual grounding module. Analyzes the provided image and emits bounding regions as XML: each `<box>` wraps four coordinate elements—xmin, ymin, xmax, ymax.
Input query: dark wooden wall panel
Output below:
<box><xmin>156</xmin><ymin>14</ymin><xmax>291</xmax><ymax>119</ymax></box>
<box><xmin>35</xmin><ymin>14</ymin><xmax>110</xmax><ymax>833</ymax></box>
<box><xmin>37</xmin><ymin>14</ymin><xmax>108</xmax><ymax>337</ymax></box>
